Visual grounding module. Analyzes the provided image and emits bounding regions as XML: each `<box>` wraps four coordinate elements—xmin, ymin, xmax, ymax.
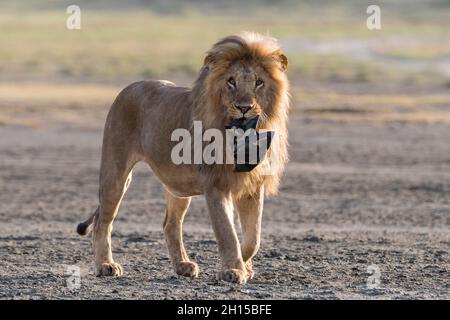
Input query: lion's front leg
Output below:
<box><xmin>233</xmin><ymin>186</ymin><xmax>264</xmax><ymax>281</ymax></box>
<box><xmin>205</xmin><ymin>187</ymin><xmax>247</xmax><ymax>284</ymax></box>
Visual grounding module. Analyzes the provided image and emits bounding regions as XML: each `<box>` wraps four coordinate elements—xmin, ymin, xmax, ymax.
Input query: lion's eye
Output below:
<box><xmin>227</xmin><ymin>78</ymin><xmax>236</xmax><ymax>88</ymax></box>
<box><xmin>255</xmin><ymin>79</ymin><xmax>264</xmax><ymax>88</ymax></box>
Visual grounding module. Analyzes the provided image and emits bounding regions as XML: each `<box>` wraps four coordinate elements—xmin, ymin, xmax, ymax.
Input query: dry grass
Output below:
<box><xmin>0</xmin><ymin>7</ymin><xmax>448</xmax><ymax>83</ymax></box>
<box><xmin>0</xmin><ymin>83</ymin><xmax>119</xmax><ymax>103</ymax></box>
<box><xmin>295</xmin><ymin>87</ymin><xmax>450</xmax><ymax>124</ymax></box>
<box><xmin>378</xmin><ymin>42</ymin><xmax>450</xmax><ymax>60</ymax></box>
<box><xmin>0</xmin><ymin>83</ymin><xmax>120</xmax><ymax>128</ymax></box>
<box><xmin>1</xmin><ymin>83</ymin><xmax>450</xmax><ymax>128</ymax></box>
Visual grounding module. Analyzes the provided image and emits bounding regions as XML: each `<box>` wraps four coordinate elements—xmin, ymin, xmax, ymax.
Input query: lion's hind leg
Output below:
<box><xmin>94</xmin><ymin>145</ymin><xmax>137</xmax><ymax>277</ymax></box>
<box><xmin>163</xmin><ymin>190</ymin><xmax>198</xmax><ymax>278</ymax></box>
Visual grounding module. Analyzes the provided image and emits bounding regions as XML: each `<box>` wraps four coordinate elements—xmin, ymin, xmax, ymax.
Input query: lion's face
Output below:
<box><xmin>190</xmin><ymin>32</ymin><xmax>290</xmax><ymax>195</ymax></box>
<box><xmin>220</xmin><ymin>62</ymin><xmax>270</xmax><ymax>121</ymax></box>
<box><xmin>198</xmin><ymin>34</ymin><xmax>288</xmax><ymax>127</ymax></box>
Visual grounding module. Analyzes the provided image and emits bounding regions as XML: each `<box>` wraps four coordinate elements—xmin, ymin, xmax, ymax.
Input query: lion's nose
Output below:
<box><xmin>235</xmin><ymin>104</ymin><xmax>253</xmax><ymax>115</ymax></box>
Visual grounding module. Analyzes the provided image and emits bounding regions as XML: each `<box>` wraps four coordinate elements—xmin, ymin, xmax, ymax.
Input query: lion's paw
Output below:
<box><xmin>217</xmin><ymin>269</ymin><xmax>247</xmax><ymax>284</ymax></box>
<box><xmin>175</xmin><ymin>261</ymin><xmax>199</xmax><ymax>278</ymax></box>
<box><xmin>245</xmin><ymin>260</ymin><xmax>254</xmax><ymax>280</ymax></box>
<box><xmin>96</xmin><ymin>262</ymin><xmax>123</xmax><ymax>277</ymax></box>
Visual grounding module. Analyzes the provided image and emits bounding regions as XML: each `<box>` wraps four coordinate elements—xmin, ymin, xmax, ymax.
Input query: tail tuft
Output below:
<box><xmin>77</xmin><ymin>222</ymin><xmax>90</xmax><ymax>236</ymax></box>
<box><xmin>76</xmin><ymin>207</ymin><xmax>99</xmax><ymax>236</ymax></box>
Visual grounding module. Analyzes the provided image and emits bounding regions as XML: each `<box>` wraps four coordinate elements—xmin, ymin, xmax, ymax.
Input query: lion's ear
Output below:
<box><xmin>272</xmin><ymin>50</ymin><xmax>288</xmax><ymax>72</ymax></box>
<box><xmin>279</xmin><ymin>53</ymin><xmax>288</xmax><ymax>72</ymax></box>
<box><xmin>204</xmin><ymin>53</ymin><xmax>214</xmax><ymax>68</ymax></box>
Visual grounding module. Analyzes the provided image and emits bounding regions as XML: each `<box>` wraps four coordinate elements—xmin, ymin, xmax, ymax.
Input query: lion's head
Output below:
<box><xmin>193</xmin><ymin>32</ymin><xmax>289</xmax><ymax>129</ymax></box>
<box><xmin>192</xmin><ymin>32</ymin><xmax>290</xmax><ymax>196</ymax></box>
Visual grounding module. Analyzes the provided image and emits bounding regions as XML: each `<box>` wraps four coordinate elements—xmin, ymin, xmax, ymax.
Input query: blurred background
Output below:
<box><xmin>1</xmin><ymin>0</ymin><xmax>449</xmax><ymax>126</ymax></box>
<box><xmin>0</xmin><ymin>0</ymin><xmax>449</xmax><ymax>299</ymax></box>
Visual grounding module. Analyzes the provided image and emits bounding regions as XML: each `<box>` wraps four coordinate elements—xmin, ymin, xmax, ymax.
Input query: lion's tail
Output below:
<box><xmin>76</xmin><ymin>206</ymin><xmax>99</xmax><ymax>236</ymax></box>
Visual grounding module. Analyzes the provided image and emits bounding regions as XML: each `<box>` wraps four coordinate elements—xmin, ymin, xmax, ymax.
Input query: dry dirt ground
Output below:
<box><xmin>0</xmin><ymin>112</ymin><xmax>449</xmax><ymax>299</ymax></box>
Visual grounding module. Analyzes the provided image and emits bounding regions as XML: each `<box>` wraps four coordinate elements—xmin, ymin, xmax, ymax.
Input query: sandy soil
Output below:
<box><xmin>0</xmin><ymin>113</ymin><xmax>449</xmax><ymax>299</ymax></box>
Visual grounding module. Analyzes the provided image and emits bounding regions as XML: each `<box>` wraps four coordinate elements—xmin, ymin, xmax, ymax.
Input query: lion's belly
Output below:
<box><xmin>147</xmin><ymin>161</ymin><xmax>204</xmax><ymax>197</ymax></box>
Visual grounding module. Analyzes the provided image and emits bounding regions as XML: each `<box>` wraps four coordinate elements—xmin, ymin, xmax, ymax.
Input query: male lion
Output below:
<box><xmin>77</xmin><ymin>32</ymin><xmax>289</xmax><ymax>284</ymax></box>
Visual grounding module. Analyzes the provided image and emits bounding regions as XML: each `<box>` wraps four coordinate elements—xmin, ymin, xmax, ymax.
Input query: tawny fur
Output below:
<box><xmin>77</xmin><ymin>32</ymin><xmax>290</xmax><ymax>284</ymax></box>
